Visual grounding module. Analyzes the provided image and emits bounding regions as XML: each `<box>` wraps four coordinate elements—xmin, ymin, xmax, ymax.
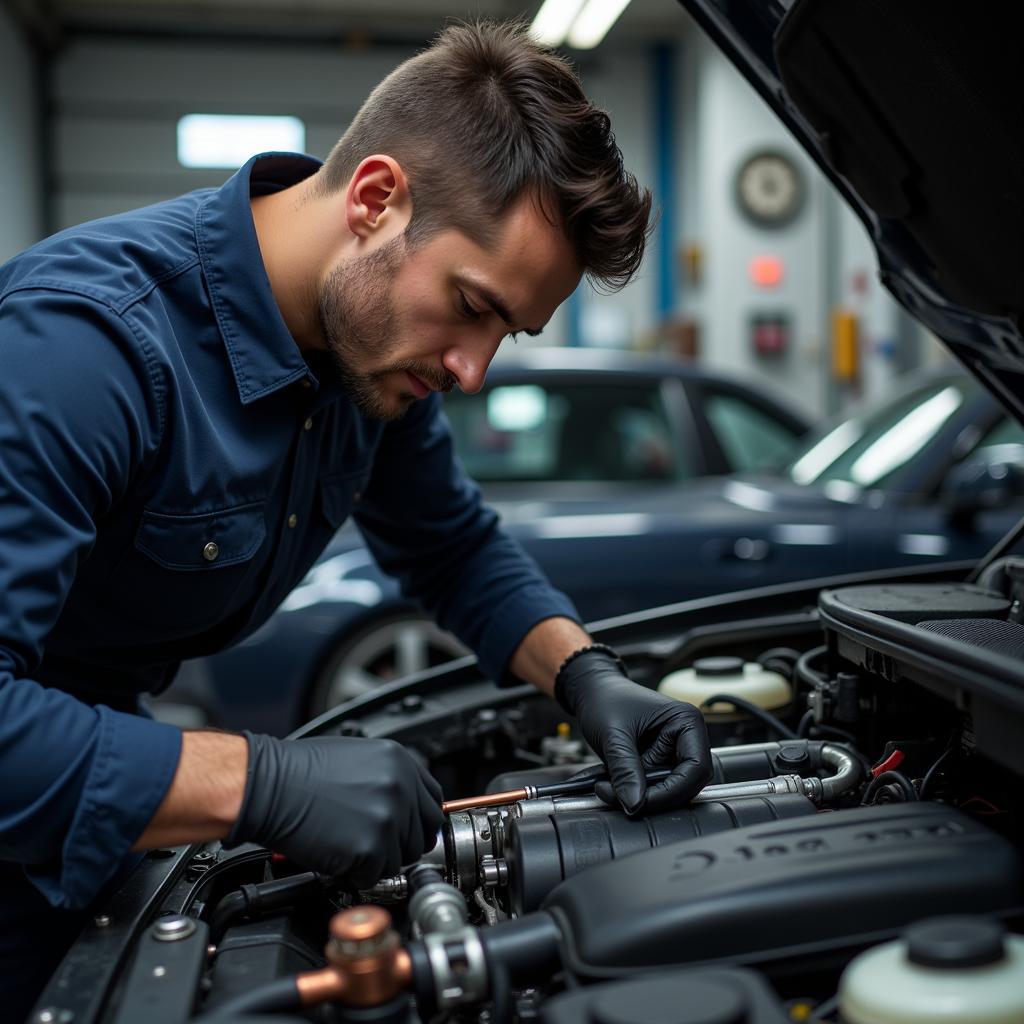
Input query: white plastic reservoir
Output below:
<box><xmin>658</xmin><ymin>656</ymin><xmax>792</xmax><ymax>716</ymax></box>
<box><xmin>839</xmin><ymin>917</ymin><xmax>1024</xmax><ymax>1024</ymax></box>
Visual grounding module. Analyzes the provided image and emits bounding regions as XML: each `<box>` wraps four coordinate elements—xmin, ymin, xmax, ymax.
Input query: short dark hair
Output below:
<box><xmin>318</xmin><ymin>20</ymin><xmax>653</xmax><ymax>291</ymax></box>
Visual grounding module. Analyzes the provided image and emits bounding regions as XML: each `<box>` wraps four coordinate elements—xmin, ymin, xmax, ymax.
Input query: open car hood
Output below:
<box><xmin>678</xmin><ymin>0</ymin><xmax>1024</xmax><ymax>424</ymax></box>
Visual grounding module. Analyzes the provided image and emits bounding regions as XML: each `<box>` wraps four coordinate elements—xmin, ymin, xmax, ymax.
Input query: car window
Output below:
<box><xmin>443</xmin><ymin>382</ymin><xmax>690</xmax><ymax>483</ymax></box>
<box><xmin>787</xmin><ymin>377</ymin><xmax>981</xmax><ymax>491</ymax></box>
<box><xmin>959</xmin><ymin>415</ymin><xmax>1024</xmax><ymax>469</ymax></box>
<box><xmin>702</xmin><ymin>390</ymin><xmax>804</xmax><ymax>471</ymax></box>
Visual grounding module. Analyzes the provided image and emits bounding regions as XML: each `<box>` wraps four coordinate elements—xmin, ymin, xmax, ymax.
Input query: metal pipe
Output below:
<box><xmin>442</xmin><ymin>741</ymin><xmax>794</xmax><ymax>814</ymax></box>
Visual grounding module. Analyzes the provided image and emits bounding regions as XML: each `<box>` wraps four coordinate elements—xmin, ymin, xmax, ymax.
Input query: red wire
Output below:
<box><xmin>871</xmin><ymin>749</ymin><xmax>906</xmax><ymax>778</ymax></box>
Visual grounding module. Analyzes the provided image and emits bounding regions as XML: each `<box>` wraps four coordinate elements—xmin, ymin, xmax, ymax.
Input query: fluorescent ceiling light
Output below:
<box><xmin>177</xmin><ymin>114</ymin><xmax>305</xmax><ymax>169</ymax></box>
<box><xmin>568</xmin><ymin>0</ymin><xmax>633</xmax><ymax>49</ymax></box>
<box><xmin>530</xmin><ymin>0</ymin><xmax>586</xmax><ymax>46</ymax></box>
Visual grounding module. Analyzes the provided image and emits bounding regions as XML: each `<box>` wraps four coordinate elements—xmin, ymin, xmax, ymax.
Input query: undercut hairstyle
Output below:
<box><xmin>318</xmin><ymin>20</ymin><xmax>653</xmax><ymax>290</ymax></box>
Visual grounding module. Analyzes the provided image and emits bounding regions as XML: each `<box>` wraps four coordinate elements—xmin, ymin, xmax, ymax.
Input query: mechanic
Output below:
<box><xmin>0</xmin><ymin>21</ymin><xmax>711</xmax><ymax>1014</ymax></box>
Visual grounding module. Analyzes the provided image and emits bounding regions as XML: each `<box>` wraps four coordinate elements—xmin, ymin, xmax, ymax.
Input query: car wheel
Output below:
<box><xmin>310</xmin><ymin>613</ymin><xmax>469</xmax><ymax>713</ymax></box>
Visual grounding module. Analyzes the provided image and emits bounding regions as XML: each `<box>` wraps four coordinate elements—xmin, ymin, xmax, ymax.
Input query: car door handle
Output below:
<box><xmin>722</xmin><ymin>537</ymin><xmax>772</xmax><ymax>561</ymax></box>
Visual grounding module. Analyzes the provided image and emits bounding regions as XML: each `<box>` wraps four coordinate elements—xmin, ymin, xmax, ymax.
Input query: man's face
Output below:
<box><xmin>317</xmin><ymin>194</ymin><xmax>582</xmax><ymax>421</ymax></box>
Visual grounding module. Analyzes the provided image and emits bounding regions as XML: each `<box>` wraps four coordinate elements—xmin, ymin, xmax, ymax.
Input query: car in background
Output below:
<box><xmin>160</xmin><ymin>352</ymin><xmax>1024</xmax><ymax>736</ymax></box>
<box><xmin>159</xmin><ymin>349</ymin><xmax>809</xmax><ymax>729</ymax></box>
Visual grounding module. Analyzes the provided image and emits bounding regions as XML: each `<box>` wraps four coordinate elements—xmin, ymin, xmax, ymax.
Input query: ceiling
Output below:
<box><xmin>10</xmin><ymin>0</ymin><xmax>690</xmax><ymax>47</ymax></box>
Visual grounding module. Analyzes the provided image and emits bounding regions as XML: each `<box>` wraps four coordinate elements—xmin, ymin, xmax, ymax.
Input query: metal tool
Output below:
<box><xmin>441</xmin><ymin>769</ymin><xmax>673</xmax><ymax>814</ymax></box>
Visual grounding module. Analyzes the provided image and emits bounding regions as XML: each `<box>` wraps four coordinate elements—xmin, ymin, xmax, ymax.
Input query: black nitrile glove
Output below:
<box><xmin>556</xmin><ymin>647</ymin><xmax>712</xmax><ymax>815</ymax></box>
<box><xmin>226</xmin><ymin>733</ymin><xmax>444</xmax><ymax>888</ymax></box>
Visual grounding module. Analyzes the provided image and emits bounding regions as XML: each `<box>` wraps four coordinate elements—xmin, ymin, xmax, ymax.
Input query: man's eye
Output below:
<box><xmin>458</xmin><ymin>292</ymin><xmax>481</xmax><ymax>320</ymax></box>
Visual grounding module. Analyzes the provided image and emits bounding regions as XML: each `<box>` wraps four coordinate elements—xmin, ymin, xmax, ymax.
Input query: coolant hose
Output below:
<box><xmin>479</xmin><ymin>912</ymin><xmax>562</xmax><ymax>986</ymax></box>
<box><xmin>209</xmin><ymin>870</ymin><xmax>322</xmax><ymax>940</ymax></box>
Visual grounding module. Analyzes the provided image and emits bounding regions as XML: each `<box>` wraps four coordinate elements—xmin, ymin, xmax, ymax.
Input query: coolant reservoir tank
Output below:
<box><xmin>658</xmin><ymin>656</ymin><xmax>791</xmax><ymax>714</ymax></box>
<box><xmin>839</xmin><ymin>917</ymin><xmax>1024</xmax><ymax>1024</ymax></box>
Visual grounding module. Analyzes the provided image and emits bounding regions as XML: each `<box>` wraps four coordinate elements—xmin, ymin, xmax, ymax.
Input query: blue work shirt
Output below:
<box><xmin>0</xmin><ymin>152</ymin><xmax>578</xmax><ymax>923</ymax></box>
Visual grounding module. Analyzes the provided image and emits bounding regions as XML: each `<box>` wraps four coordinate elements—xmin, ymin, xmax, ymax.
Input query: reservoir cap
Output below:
<box><xmin>906</xmin><ymin>916</ymin><xmax>1006</xmax><ymax>968</ymax></box>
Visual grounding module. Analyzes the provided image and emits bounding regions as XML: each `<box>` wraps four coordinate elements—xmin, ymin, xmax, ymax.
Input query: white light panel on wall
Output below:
<box><xmin>177</xmin><ymin>114</ymin><xmax>306</xmax><ymax>169</ymax></box>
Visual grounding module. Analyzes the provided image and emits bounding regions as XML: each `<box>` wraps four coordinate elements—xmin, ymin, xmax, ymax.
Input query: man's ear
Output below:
<box><xmin>345</xmin><ymin>156</ymin><xmax>412</xmax><ymax>240</ymax></box>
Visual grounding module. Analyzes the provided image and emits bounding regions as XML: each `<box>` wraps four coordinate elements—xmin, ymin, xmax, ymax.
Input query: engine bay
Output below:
<box><xmin>38</xmin><ymin>558</ymin><xmax>1024</xmax><ymax>1023</ymax></box>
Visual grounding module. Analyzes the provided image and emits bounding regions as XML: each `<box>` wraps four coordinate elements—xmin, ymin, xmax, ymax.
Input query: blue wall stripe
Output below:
<box><xmin>567</xmin><ymin>279</ymin><xmax>582</xmax><ymax>347</ymax></box>
<box><xmin>653</xmin><ymin>43</ymin><xmax>677</xmax><ymax>318</ymax></box>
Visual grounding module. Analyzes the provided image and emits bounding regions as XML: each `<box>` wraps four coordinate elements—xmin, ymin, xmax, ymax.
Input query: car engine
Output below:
<box><xmin>35</xmin><ymin>558</ymin><xmax>1024</xmax><ymax>1023</ymax></box>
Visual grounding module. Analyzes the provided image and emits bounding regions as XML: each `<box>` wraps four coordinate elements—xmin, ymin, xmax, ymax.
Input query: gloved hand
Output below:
<box><xmin>226</xmin><ymin>733</ymin><xmax>444</xmax><ymax>887</ymax></box>
<box><xmin>556</xmin><ymin>646</ymin><xmax>712</xmax><ymax>815</ymax></box>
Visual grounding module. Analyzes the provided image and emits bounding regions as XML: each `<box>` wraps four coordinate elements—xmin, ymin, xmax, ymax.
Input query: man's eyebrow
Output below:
<box><xmin>464</xmin><ymin>279</ymin><xmax>544</xmax><ymax>337</ymax></box>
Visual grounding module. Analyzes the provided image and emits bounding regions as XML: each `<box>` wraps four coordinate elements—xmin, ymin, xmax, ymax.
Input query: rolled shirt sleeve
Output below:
<box><xmin>0</xmin><ymin>288</ymin><xmax>182</xmax><ymax>909</ymax></box>
<box><xmin>353</xmin><ymin>392</ymin><xmax>582</xmax><ymax>683</ymax></box>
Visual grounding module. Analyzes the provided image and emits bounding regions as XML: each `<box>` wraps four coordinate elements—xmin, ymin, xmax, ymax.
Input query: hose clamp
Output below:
<box><xmin>422</xmin><ymin>926</ymin><xmax>488</xmax><ymax>1010</ymax></box>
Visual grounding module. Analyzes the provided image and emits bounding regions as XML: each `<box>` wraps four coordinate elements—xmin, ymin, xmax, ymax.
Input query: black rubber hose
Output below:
<box><xmin>487</xmin><ymin>963</ymin><xmax>512</xmax><ymax>1024</ymax></box>
<box><xmin>756</xmin><ymin>647</ymin><xmax>802</xmax><ymax>679</ymax></box>
<box><xmin>795</xmin><ymin>646</ymin><xmax>828</xmax><ymax>689</ymax></box>
<box><xmin>209</xmin><ymin>871</ymin><xmax>321</xmax><ymax>940</ymax></box>
<box><xmin>408</xmin><ymin>939</ymin><xmax>437</xmax><ymax>1019</ymax></box>
<box><xmin>479</xmin><ymin>913</ymin><xmax>562</xmax><ymax>988</ymax></box>
<box><xmin>200</xmin><ymin>976</ymin><xmax>301</xmax><ymax>1017</ymax></box>
<box><xmin>406</xmin><ymin>862</ymin><xmax>445</xmax><ymax>894</ymax></box>
<box><xmin>862</xmin><ymin>770</ymin><xmax>918</xmax><ymax>805</ymax></box>
<box><xmin>701</xmin><ymin>693</ymin><xmax>797</xmax><ymax>740</ymax></box>
<box><xmin>797</xmin><ymin>709</ymin><xmax>859</xmax><ymax>747</ymax></box>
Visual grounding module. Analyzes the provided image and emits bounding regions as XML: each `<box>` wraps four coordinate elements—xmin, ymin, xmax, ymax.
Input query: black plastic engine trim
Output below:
<box><xmin>544</xmin><ymin>803</ymin><xmax>1023</xmax><ymax>980</ymax></box>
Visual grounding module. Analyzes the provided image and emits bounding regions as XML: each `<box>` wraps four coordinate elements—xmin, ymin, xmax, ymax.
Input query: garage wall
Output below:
<box><xmin>0</xmin><ymin>5</ymin><xmax>43</xmax><ymax>263</ymax></box>
<box><xmin>569</xmin><ymin>46</ymin><xmax>657</xmax><ymax>351</ymax></box>
<box><xmin>51</xmin><ymin>37</ymin><xmax>417</xmax><ymax>227</ymax></box>
<box><xmin>677</xmin><ymin>29</ymin><xmax>828</xmax><ymax>415</ymax></box>
<box><xmin>675</xmin><ymin>30</ymin><xmax>924</xmax><ymax>416</ymax></box>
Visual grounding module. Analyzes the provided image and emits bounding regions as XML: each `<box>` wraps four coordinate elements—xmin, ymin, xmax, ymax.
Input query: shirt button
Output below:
<box><xmin>203</xmin><ymin>541</ymin><xmax>220</xmax><ymax>562</ymax></box>
<box><xmin>300</xmin><ymin>379</ymin><xmax>312</xmax><ymax>389</ymax></box>
<box><xmin>303</xmin><ymin>417</ymin><xmax>313</xmax><ymax>431</ymax></box>
<box><xmin>287</xmin><ymin>513</ymin><xmax>298</xmax><ymax>529</ymax></box>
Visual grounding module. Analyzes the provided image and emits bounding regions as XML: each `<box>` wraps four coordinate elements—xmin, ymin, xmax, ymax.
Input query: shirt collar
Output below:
<box><xmin>195</xmin><ymin>152</ymin><xmax>322</xmax><ymax>404</ymax></box>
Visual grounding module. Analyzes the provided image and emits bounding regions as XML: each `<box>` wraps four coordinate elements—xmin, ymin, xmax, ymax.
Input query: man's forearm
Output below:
<box><xmin>131</xmin><ymin>730</ymin><xmax>248</xmax><ymax>850</ymax></box>
<box><xmin>508</xmin><ymin>616</ymin><xmax>592</xmax><ymax>696</ymax></box>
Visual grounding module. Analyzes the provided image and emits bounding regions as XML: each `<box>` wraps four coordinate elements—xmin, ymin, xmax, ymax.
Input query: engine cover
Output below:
<box><xmin>544</xmin><ymin>803</ymin><xmax>1024</xmax><ymax>978</ymax></box>
<box><xmin>507</xmin><ymin>794</ymin><xmax>816</xmax><ymax>915</ymax></box>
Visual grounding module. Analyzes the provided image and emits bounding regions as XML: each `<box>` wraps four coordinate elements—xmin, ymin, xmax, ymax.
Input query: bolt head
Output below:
<box><xmin>152</xmin><ymin>914</ymin><xmax>197</xmax><ymax>941</ymax></box>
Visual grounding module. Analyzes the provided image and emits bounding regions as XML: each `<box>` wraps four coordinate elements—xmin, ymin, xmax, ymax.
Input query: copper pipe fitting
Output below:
<box><xmin>442</xmin><ymin>787</ymin><xmax>528</xmax><ymax>813</ymax></box>
<box><xmin>296</xmin><ymin>905</ymin><xmax>412</xmax><ymax>1008</ymax></box>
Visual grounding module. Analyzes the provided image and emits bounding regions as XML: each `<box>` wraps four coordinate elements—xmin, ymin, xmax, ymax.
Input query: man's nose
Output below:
<box><xmin>442</xmin><ymin>337</ymin><xmax>500</xmax><ymax>395</ymax></box>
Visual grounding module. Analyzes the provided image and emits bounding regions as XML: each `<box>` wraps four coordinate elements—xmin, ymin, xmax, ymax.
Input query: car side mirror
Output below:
<box><xmin>943</xmin><ymin>454</ymin><xmax>1024</xmax><ymax>527</ymax></box>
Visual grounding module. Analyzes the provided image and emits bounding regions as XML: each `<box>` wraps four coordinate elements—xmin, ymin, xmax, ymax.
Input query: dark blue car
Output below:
<box><xmin>162</xmin><ymin>354</ymin><xmax>1024</xmax><ymax>734</ymax></box>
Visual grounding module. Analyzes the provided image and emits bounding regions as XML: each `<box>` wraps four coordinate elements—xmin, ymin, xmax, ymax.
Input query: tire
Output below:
<box><xmin>309</xmin><ymin>613</ymin><xmax>469</xmax><ymax>714</ymax></box>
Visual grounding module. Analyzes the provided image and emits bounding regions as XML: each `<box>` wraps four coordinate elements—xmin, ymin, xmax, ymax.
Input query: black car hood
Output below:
<box><xmin>677</xmin><ymin>0</ymin><xmax>1023</xmax><ymax>423</ymax></box>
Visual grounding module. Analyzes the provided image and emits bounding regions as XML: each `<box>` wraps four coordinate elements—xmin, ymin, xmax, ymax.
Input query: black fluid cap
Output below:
<box><xmin>905</xmin><ymin>916</ymin><xmax>1006</xmax><ymax>969</ymax></box>
<box><xmin>592</xmin><ymin>977</ymin><xmax>746</xmax><ymax>1024</ymax></box>
<box><xmin>774</xmin><ymin>743</ymin><xmax>810</xmax><ymax>771</ymax></box>
<box><xmin>693</xmin><ymin>657</ymin><xmax>745</xmax><ymax>678</ymax></box>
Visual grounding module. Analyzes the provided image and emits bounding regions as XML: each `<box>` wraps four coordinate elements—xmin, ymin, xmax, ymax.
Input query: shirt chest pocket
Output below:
<box><xmin>104</xmin><ymin>503</ymin><xmax>268</xmax><ymax>633</ymax></box>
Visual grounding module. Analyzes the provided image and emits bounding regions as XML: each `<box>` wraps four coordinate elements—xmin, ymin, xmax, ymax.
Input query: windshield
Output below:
<box><xmin>786</xmin><ymin>376</ymin><xmax>979</xmax><ymax>491</ymax></box>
